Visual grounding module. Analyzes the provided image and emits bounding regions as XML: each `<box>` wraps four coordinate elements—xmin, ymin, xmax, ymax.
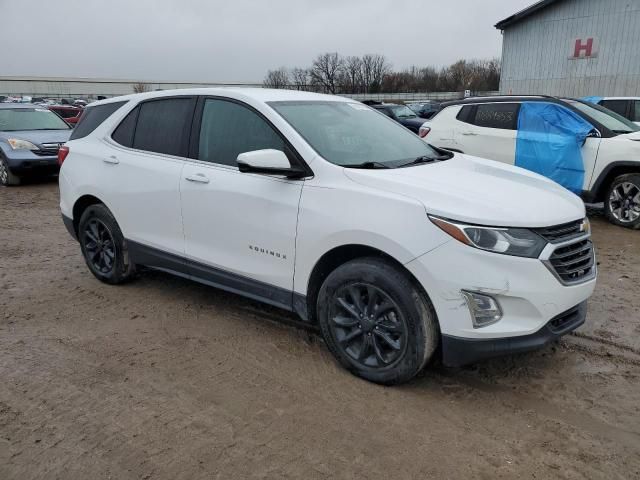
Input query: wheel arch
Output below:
<box><xmin>72</xmin><ymin>194</ymin><xmax>105</xmax><ymax>236</ymax></box>
<box><xmin>300</xmin><ymin>244</ymin><xmax>433</xmax><ymax>325</ymax></box>
<box><xmin>586</xmin><ymin>161</ymin><xmax>640</xmax><ymax>203</ymax></box>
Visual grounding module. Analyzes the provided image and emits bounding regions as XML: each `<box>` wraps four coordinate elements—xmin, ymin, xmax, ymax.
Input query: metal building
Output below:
<box><xmin>496</xmin><ymin>0</ymin><xmax>640</xmax><ymax>97</ymax></box>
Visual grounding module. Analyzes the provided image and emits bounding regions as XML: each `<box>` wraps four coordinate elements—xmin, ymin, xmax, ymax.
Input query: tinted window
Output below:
<box><xmin>111</xmin><ymin>106</ymin><xmax>139</xmax><ymax>147</ymax></box>
<box><xmin>633</xmin><ymin>101</ymin><xmax>640</xmax><ymax>122</ymax></box>
<box><xmin>456</xmin><ymin>105</ymin><xmax>475</xmax><ymax>123</ymax></box>
<box><xmin>198</xmin><ymin>99</ymin><xmax>285</xmax><ymax>166</ymax></box>
<box><xmin>600</xmin><ymin>100</ymin><xmax>629</xmax><ymax>118</ymax></box>
<box><xmin>472</xmin><ymin>103</ymin><xmax>519</xmax><ymax>130</ymax></box>
<box><xmin>133</xmin><ymin>98</ymin><xmax>194</xmax><ymax>156</ymax></box>
<box><xmin>0</xmin><ymin>108</ymin><xmax>70</xmax><ymax>132</ymax></box>
<box><xmin>70</xmin><ymin>101</ymin><xmax>126</xmax><ymax>140</ymax></box>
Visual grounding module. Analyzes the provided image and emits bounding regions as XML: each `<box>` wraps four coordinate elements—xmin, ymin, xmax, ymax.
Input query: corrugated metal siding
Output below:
<box><xmin>500</xmin><ymin>0</ymin><xmax>640</xmax><ymax>96</ymax></box>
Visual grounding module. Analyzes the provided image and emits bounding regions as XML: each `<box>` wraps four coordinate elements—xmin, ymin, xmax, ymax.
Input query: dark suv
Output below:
<box><xmin>371</xmin><ymin>103</ymin><xmax>426</xmax><ymax>134</ymax></box>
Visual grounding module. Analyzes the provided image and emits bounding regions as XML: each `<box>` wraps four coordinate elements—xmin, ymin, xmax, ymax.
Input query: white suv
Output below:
<box><xmin>59</xmin><ymin>89</ymin><xmax>596</xmax><ymax>384</ymax></box>
<box><xmin>421</xmin><ymin>96</ymin><xmax>640</xmax><ymax>229</ymax></box>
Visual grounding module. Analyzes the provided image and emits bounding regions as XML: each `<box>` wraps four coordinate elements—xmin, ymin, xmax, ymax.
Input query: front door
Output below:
<box><xmin>180</xmin><ymin>98</ymin><xmax>303</xmax><ymax>307</ymax></box>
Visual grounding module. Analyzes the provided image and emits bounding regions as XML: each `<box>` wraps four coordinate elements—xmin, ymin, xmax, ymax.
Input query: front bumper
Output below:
<box><xmin>5</xmin><ymin>151</ymin><xmax>59</xmax><ymax>176</ymax></box>
<box><xmin>405</xmin><ymin>238</ymin><xmax>596</xmax><ymax>365</ymax></box>
<box><xmin>441</xmin><ymin>301</ymin><xmax>587</xmax><ymax>367</ymax></box>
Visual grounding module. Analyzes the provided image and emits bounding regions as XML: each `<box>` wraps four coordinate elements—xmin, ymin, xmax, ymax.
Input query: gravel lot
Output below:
<box><xmin>1</xmin><ymin>181</ymin><xmax>639</xmax><ymax>479</ymax></box>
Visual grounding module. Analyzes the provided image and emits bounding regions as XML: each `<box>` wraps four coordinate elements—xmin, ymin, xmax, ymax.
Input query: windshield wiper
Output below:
<box><xmin>343</xmin><ymin>161</ymin><xmax>390</xmax><ymax>169</ymax></box>
<box><xmin>397</xmin><ymin>154</ymin><xmax>450</xmax><ymax>168</ymax></box>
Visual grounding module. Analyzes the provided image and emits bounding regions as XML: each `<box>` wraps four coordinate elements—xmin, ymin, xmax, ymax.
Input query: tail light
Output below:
<box><xmin>419</xmin><ymin>126</ymin><xmax>431</xmax><ymax>138</ymax></box>
<box><xmin>57</xmin><ymin>145</ymin><xmax>69</xmax><ymax>166</ymax></box>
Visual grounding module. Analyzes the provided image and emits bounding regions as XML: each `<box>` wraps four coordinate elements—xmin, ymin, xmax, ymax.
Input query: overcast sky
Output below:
<box><xmin>1</xmin><ymin>0</ymin><xmax>533</xmax><ymax>83</ymax></box>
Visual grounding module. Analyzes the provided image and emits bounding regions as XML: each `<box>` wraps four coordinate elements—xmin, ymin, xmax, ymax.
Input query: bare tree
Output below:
<box><xmin>343</xmin><ymin>56</ymin><xmax>363</xmax><ymax>94</ymax></box>
<box><xmin>310</xmin><ymin>52</ymin><xmax>343</xmax><ymax>94</ymax></box>
<box><xmin>133</xmin><ymin>82</ymin><xmax>150</xmax><ymax>94</ymax></box>
<box><xmin>290</xmin><ymin>68</ymin><xmax>310</xmax><ymax>90</ymax></box>
<box><xmin>361</xmin><ymin>54</ymin><xmax>391</xmax><ymax>93</ymax></box>
<box><xmin>263</xmin><ymin>67</ymin><xmax>290</xmax><ymax>89</ymax></box>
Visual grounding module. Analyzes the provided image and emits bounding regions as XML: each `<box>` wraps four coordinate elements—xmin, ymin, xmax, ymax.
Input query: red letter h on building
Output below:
<box><xmin>574</xmin><ymin>38</ymin><xmax>594</xmax><ymax>58</ymax></box>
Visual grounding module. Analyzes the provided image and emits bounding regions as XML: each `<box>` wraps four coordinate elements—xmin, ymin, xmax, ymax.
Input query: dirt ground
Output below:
<box><xmin>1</xmin><ymin>180</ymin><xmax>639</xmax><ymax>480</ymax></box>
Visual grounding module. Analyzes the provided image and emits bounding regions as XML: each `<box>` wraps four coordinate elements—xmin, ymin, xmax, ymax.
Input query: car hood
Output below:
<box><xmin>343</xmin><ymin>154</ymin><xmax>585</xmax><ymax>228</ymax></box>
<box><xmin>618</xmin><ymin>130</ymin><xmax>640</xmax><ymax>141</ymax></box>
<box><xmin>0</xmin><ymin>129</ymin><xmax>71</xmax><ymax>147</ymax></box>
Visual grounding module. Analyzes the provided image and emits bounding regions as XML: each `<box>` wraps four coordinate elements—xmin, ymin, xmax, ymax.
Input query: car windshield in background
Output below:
<box><xmin>270</xmin><ymin>101</ymin><xmax>442</xmax><ymax>168</ymax></box>
<box><xmin>0</xmin><ymin>108</ymin><xmax>71</xmax><ymax>131</ymax></box>
<box><xmin>565</xmin><ymin>100</ymin><xmax>639</xmax><ymax>134</ymax></box>
<box><xmin>389</xmin><ymin>105</ymin><xmax>417</xmax><ymax>118</ymax></box>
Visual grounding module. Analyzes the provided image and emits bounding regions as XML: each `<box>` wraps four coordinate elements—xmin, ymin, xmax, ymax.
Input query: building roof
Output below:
<box><xmin>495</xmin><ymin>0</ymin><xmax>563</xmax><ymax>30</ymax></box>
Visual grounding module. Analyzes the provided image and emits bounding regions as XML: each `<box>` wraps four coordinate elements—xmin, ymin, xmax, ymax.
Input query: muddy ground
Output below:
<box><xmin>1</xmin><ymin>181</ymin><xmax>639</xmax><ymax>480</ymax></box>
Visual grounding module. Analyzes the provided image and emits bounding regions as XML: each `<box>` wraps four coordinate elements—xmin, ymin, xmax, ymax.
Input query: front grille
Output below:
<box><xmin>33</xmin><ymin>143</ymin><xmax>61</xmax><ymax>157</ymax></box>
<box><xmin>547</xmin><ymin>239</ymin><xmax>595</xmax><ymax>284</ymax></box>
<box><xmin>535</xmin><ymin>219</ymin><xmax>584</xmax><ymax>243</ymax></box>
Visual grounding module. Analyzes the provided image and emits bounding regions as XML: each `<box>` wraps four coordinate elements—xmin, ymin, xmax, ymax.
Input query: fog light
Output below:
<box><xmin>461</xmin><ymin>290</ymin><xmax>503</xmax><ymax>328</ymax></box>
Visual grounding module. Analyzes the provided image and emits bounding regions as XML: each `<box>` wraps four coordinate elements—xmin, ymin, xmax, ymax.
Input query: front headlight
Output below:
<box><xmin>430</xmin><ymin>216</ymin><xmax>547</xmax><ymax>258</ymax></box>
<box><xmin>7</xmin><ymin>138</ymin><xmax>39</xmax><ymax>150</ymax></box>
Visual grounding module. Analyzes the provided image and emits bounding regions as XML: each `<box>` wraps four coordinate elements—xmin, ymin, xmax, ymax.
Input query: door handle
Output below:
<box><xmin>103</xmin><ymin>155</ymin><xmax>119</xmax><ymax>164</ymax></box>
<box><xmin>461</xmin><ymin>132</ymin><xmax>478</xmax><ymax>136</ymax></box>
<box><xmin>185</xmin><ymin>173</ymin><xmax>210</xmax><ymax>184</ymax></box>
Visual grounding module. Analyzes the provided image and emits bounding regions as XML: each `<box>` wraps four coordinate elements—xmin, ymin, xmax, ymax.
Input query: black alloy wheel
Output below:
<box><xmin>82</xmin><ymin>218</ymin><xmax>116</xmax><ymax>274</ymax></box>
<box><xmin>328</xmin><ymin>283</ymin><xmax>408</xmax><ymax>368</ymax></box>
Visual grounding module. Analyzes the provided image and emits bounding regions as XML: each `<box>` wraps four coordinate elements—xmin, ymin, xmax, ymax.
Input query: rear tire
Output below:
<box><xmin>316</xmin><ymin>257</ymin><xmax>439</xmax><ymax>385</ymax></box>
<box><xmin>0</xmin><ymin>156</ymin><xmax>21</xmax><ymax>186</ymax></box>
<box><xmin>78</xmin><ymin>204</ymin><xmax>136</xmax><ymax>284</ymax></box>
<box><xmin>604</xmin><ymin>174</ymin><xmax>640</xmax><ymax>229</ymax></box>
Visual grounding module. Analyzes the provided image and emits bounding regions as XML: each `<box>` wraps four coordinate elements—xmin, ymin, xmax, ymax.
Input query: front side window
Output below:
<box><xmin>0</xmin><ymin>107</ymin><xmax>70</xmax><ymax>132</ymax></box>
<box><xmin>270</xmin><ymin>101</ymin><xmax>441</xmax><ymax>168</ymax></box>
<box><xmin>472</xmin><ymin>103</ymin><xmax>519</xmax><ymax>130</ymax></box>
<box><xmin>132</xmin><ymin>98</ymin><xmax>195</xmax><ymax>156</ymax></box>
<box><xmin>198</xmin><ymin>99</ymin><xmax>285</xmax><ymax>166</ymax></box>
<box><xmin>600</xmin><ymin>99</ymin><xmax>629</xmax><ymax>118</ymax></box>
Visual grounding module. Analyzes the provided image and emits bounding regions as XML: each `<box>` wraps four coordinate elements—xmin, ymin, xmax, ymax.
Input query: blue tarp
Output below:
<box><xmin>581</xmin><ymin>96</ymin><xmax>603</xmax><ymax>105</ymax></box>
<box><xmin>515</xmin><ymin>102</ymin><xmax>595</xmax><ymax>194</ymax></box>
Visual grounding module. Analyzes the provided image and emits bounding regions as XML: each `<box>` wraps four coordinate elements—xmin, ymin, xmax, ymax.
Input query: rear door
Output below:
<box><xmin>456</xmin><ymin>102</ymin><xmax>520</xmax><ymax>164</ymax></box>
<box><xmin>179</xmin><ymin>97</ymin><xmax>303</xmax><ymax>304</ymax></box>
<box><xmin>105</xmin><ymin>96</ymin><xmax>196</xmax><ymax>260</ymax></box>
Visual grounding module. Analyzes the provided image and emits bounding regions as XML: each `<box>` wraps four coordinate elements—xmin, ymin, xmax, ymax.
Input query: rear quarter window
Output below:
<box><xmin>472</xmin><ymin>103</ymin><xmax>519</xmax><ymax>130</ymax></box>
<box><xmin>69</xmin><ymin>101</ymin><xmax>127</xmax><ymax>140</ymax></box>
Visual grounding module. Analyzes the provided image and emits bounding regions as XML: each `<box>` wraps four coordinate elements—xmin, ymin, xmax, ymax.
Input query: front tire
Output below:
<box><xmin>0</xmin><ymin>156</ymin><xmax>21</xmax><ymax>186</ymax></box>
<box><xmin>605</xmin><ymin>174</ymin><xmax>640</xmax><ymax>229</ymax></box>
<box><xmin>78</xmin><ymin>204</ymin><xmax>136</xmax><ymax>284</ymax></box>
<box><xmin>317</xmin><ymin>257</ymin><xmax>439</xmax><ymax>385</ymax></box>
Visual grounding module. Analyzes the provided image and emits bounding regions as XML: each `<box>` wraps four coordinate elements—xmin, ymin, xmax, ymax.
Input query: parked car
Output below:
<box><xmin>583</xmin><ymin>97</ymin><xmax>640</xmax><ymax>126</ymax></box>
<box><xmin>0</xmin><ymin>104</ymin><xmax>72</xmax><ymax>186</ymax></box>
<box><xmin>59</xmin><ymin>89</ymin><xmax>595</xmax><ymax>384</ymax></box>
<box><xmin>370</xmin><ymin>103</ymin><xmax>427</xmax><ymax>134</ymax></box>
<box><xmin>421</xmin><ymin>96</ymin><xmax>640</xmax><ymax>228</ymax></box>
<box><xmin>407</xmin><ymin>101</ymin><xmax>441</xmax><ymax>119</ymax></box>
<box><xmin>48</xmin><ymin>105</ymin><xmax>83</xmax><ymax>126</ymax></box>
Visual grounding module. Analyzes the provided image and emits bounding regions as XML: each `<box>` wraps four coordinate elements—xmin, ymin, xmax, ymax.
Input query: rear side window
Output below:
<box><xmin>634</xmin><ymin>101</ymin><xmax>640</xmax><ymax>122</ymax></box>
<box><xmin>132</xmin><ymin>98</ymin><xmax>195</xmax><ymax>156</ymax></box>
<box><xmin>600</xmin><ymin>100</ymin><xmax>629</xmax><ymax>118</ymax></box>
<box><xmin>69</xmin><ymin>101</ymin><xmax>127</xmax><ymax>140</ymax></box>
<box><xmin>198</xmin><ymin>98</ymin><xmax>285</xmax><ymax>166</ymax></box>
<box><xmin>111</xmin><ymin>106</ymin><xmax>139</xmax><ymax>147</ymax></box>
<box><xmin>456</xmin><ymin>105</ymin><xmax>475</xmax><ymax>123</ymax></box>
<box><xmin>472</xmin><ymin>103</ymin><xmax>519</xmax><ymax>130</ymax></box>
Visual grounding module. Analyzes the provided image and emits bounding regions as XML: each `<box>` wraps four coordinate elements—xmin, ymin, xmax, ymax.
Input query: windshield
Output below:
<box><xmin>389</xmin><ymin>104</ymin><xmax>417</xmax><ymax>118</ymax></box>
<box><xmin>565</xmin><ymin>100</ymin><xmax>639</xmax><ymax>134</ymax></box>
<box><xmin>269</xmin><ymin>101</ymin><xmax>441</xmax><ymax>167</ymax></box>
<box><xmin>0</xmin><ymin>108</ymin><xmax>70</xmax><ymax>131</ymax></box>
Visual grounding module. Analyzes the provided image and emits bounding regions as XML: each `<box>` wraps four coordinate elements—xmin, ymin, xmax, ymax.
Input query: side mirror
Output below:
<box><xmin>237</xmin><ymin>149</ymin><xmax>306</xmax><ymax>178</ymax></box>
